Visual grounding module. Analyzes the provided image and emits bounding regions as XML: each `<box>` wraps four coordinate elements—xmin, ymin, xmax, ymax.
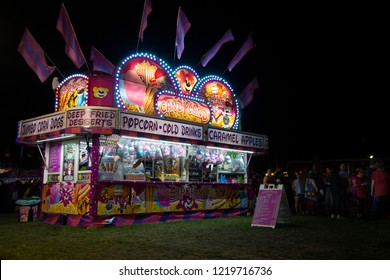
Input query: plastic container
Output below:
<box><xmin>15</xmin><ymin>196</ymin><xmax>41</xmax><ymax>223</ymax></box>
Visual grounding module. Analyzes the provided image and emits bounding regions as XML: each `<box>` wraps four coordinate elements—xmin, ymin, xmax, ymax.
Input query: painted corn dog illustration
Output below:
<box><xmin>72</xmin><ymin>186</ymin><xmax>80</xmax><ymax>205</ymax></box>
<box><xmin>78</xmin><ymin>184</ymin><xmax>91</xmax><ymax>202</ymax></box>
<box><xmin>211</xmin><ymin>198</ymin><xmax>226</xmax><ymax>209</ymax></box>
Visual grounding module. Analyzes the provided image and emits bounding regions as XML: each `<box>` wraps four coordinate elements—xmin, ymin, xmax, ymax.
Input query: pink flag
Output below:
<box><xmin>201</xmin><ymin>29</ymin><xmax>234</xmax><ymax>67</ymax></box>
<box><xmin>56</xmin><ymin>3</ymin><xmax>86</xmax><ymax>68</ymax></box>
<box><xmin>227</xmin><ymin>33</ymin><xmax>256</xmax><ymax>72</ymax></box>
<box><xmin>18</xmin><ymin>28</ymin><xmax>55</xmax><ymax>83</ymax></box>
<box><xmin>139</xmin><ymin>0</ymin><xmax>152</xmax><ymax>43</ymax></box>
<box><xmin>238</xmin><ymin>76</ymin><xmax>259</xmax><ymax>108</ymax></box>
<box><xmin>89</xmin><ymin>46</ymin><xmax>116</xmax><ymax>75</ymax></box>
<box><xmin>175</xmin><ymin>7</ymin><xmax>191</xmax><ymax>60</ymax></box>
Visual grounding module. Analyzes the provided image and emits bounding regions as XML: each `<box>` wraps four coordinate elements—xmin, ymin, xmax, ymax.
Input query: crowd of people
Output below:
<box><xmin>254</xmin><ymin>160</ymin><xmax>390</xmax><ymax>220</ymax></box>
<box><xmin>2</xmin><ymin>161</ymin><xmax>390</xmax><ymax>221</ymax></box>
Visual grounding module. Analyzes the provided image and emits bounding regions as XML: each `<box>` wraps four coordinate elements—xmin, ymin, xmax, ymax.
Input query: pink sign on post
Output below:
<box><xmin>251</xmin><ymin>184</ymin><xmax>283</xmax><ymax>229</ymax></box>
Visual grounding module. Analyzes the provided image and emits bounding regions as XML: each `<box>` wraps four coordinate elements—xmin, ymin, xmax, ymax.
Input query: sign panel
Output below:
<box><xmin>18</xmin><ymin>111</ymin><xmax>66</xmax><ymax>138</ymax></box>
<box><xmin>208</xmin><ymin>128</ymin><xmax>268</xmax><ymax>150</ymax></box>
<box><xmin>120</xmin><ymin>112</ymin><xmax>203</xmax><ymax>141</ymax></box>
<box><xmin>66</xmin><ymin>107</ymin><xmax>117</xmax><ymax>129</ymax></box>
<box><xmin>251</xmin><ymin>184</ymin><xmax>291</xmax><ymax>228</ymax></box>
<box><xmin>88</xmin><ymin>76</ymin><xmax>115</xmax><ymax>107</ymax></box>
<box><xmin>48</xmin><ymin>141</ymin><xmax>62</xmax><ymax>173</ymax></box>
<box><xmin>156</xmin><ymin>93</ymin><xmax>210</xmax><ymax>124</ymax></box>
<box><xmin>56</xmin><ymin>75</ymin><xmax>88</xmax><ymax>111</ymax></box>
<box><xmin>115</xmin><ymin>55</ymin><xmax>175</xmax><ymax>114</ymax></box>
<box><xmin>200</xmin><ymin>80</ymin><xmax>237</xmax><ymax>129</ymax></box>
<box><xmin>174</xmin><ymin>67</ymin><xmax>198</xmax><ymax>95</ymax></box>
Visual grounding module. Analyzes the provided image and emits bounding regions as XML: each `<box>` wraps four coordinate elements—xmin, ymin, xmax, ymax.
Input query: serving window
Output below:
<box><xmin>98</xmin><ymin>135</ymin><xmax>249</xmax><ymax>183</ymax></box>
<box><xmin>43</xmin><ymin>137</ymin><xmax>92</xmax><ymax>184</ymax></box>
<box><xmin>187</xmin><ymin>146</ymin><xmax>248</xmax><ymax>183</ymax></box>
<box><xmin>42</xmin><ymin>134</ymin><xmax>249</xmax><ymax>184</ymax></box>
<box><xmin>98</xmin><ymin>135</ymin><xmax>189</xmax><ymax>182</ymax></box>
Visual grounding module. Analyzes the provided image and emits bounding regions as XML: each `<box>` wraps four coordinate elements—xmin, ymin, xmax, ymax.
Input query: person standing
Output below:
<box><xmin>339</xmin><ymin>163</ymin><xmax>351</xmax><ymax>217</ymax></box>
<box><xmin>329</xmin><ymin>166</ymin><xmax>345</xmax><ymax>220</ymax></box>
<box><xmin>305</xmin><ymin>172</ymin><xmax>318</xmax><ymax>215</ymax></box>
<box><xmin>324</xmin><ymin>167</ymin><xmax>333</xmax><ymax>214</ymax></box>
<box><xmin>366</xmin><ymin>160</ymin><xmax>376</xmax><ymax>208</ymax></box>
<box><xmin>370</xmin><ymin>160</ymin><xmax>390</xmax><ymax>219</ymax></box>
<box><xmin>292</xmin><ymin>172</ymin><xmax>305</xmax><ymax>214</ymax></box>
<box><xmin>351</xmin><ymin>169</ymin><xmax>369</xmax><ymax>218</ymax></box>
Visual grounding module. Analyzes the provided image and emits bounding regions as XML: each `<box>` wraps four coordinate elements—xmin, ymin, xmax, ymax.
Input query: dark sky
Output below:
<box><xmin>1</xmin><ymin>0</ymin><xmax>388</xmax><ymax>166</ymax></box>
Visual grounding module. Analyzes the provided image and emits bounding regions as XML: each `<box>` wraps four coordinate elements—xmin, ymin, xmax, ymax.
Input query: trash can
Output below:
<box><xmin>15</xmin><ymin>196</ymin><xmax>41</xmax><ymax>223</ymax></box>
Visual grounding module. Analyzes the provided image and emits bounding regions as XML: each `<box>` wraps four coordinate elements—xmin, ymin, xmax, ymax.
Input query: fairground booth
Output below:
<box><xmin>16</xmin><ymin>53</ymin><xmax>268</xmax><ymax>227</ymax></box>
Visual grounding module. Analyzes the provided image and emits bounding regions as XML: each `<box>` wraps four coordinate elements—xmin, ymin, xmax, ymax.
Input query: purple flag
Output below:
<box><xmin>56</xmin><ymin>3</ymin><xmax>86</xmax><ymax>68</ymax></box>
<box><xmin>175</xmin><ymin>7</ymin><xmax>191</xmax><ymax>60</ymax></box>
<box><xmin>227</xmin><ymin>33</ymin><xmax>256</xmax><ymax>72</ymax></box>
<box><xmin>18</xmin><ymin>28</ymin><xmax>55</xmax><ymax>83</ymax></box>
<box><xmin>238</xmin><ymin>76</ymin><xmax>259</xmax><ymax>108</ymax></box>
<box><xmin>139</xmin><ymin>0</ymin><xmax>152</xmax><ymax>43</ymax></box>
<box><xmin>201</xmin><ymin>29</ymin><xmax>234</xmax><ymax>67</ymax></box>
<box><xmin>90</xmin><ymin>46</ymin><xmax>115</xmax><ymax>75</ymax></box>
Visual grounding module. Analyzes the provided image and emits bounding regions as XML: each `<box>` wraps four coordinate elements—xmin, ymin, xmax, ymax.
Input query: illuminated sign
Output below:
<box><xmin>156</xmin><ymin>94</ymin><xmax>210</xmax><ymax>124</ymax></box>
<box><xmin>208</xmin><ymin>128</ymin><xmax>269</xmax><ymax>149</ymax></box>
<box><xmin>120</xmin><ymin>112</ymin><xmax>203</xmax><ymax>141</ymax></box>
<box><xmin>88</xmin><ymin>76</ymin><xmax>114</xmax><ymax>107</ymax></box>
<box><xmin>115</xmin><ymin>54</ymin><xmax>176</xmax><ymax>114</ymax></box>
<box><xmin>18</xmin><ymin>111</ymin><xmax>66</xmax><ymax>138</ymax></box>
<box><xmin>56</xmin><ymin>75</ymin><xmax>88</xmax><ymax>111</ymax></box>
<box><xmin>174</xmin><ymin>67</ymin><xmax>198</xmax><ymax>95</ymax></box>
<box><xmin>66</xmin><ymin>107</ymin><xmax>117</xmax><ymax>128</ymax></box>
<box><xmin>200</xmin><ymin>80</ymin><xmax>237</xmax><ymax>129</ymax></box>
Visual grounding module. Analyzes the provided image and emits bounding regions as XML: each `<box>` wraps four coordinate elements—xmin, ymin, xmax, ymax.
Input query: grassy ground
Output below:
<box><xmin>0</xmin><ymin>212</ymin><xmax>389</xmax><ymax>260</ymax></box>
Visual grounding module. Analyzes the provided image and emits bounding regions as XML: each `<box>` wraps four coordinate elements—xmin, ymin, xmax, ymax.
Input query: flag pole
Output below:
<box><xmin>221</xmin><ymin>67</ymin><xmax>228</xmax><ymax>77</ymax></box>
<box><xmin>44</xmin><ymin>52</ymin><xmax>65</xmax><ymax>79</ymax></box>
<box><xmin>136</xmin><ymin>0</ymin><xmax>147</xmax><ymax>53</ymax></box>
<box><xmin>84</xmin><ymin>58</ymin><xmax>92</xmax><ymax>75</ymax></box>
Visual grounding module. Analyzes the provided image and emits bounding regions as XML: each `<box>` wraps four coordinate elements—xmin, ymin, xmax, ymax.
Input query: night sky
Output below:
<box><xmin>1</xmin><ymin>0</ymin><xmax>388</xmax><ymax>167</ymax></box>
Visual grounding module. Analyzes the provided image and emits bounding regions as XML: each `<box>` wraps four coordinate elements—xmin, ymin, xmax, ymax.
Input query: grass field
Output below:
<box><xmin>1</xmin><ymin>212</ymin><xmax>389</xmax><ymax>260</ymax></box>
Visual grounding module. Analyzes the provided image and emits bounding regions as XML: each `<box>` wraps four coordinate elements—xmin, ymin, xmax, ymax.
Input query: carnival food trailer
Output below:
<box><xmin>16</xmin><ymin>53</ymin><xmax>268</xmax><ymax>227</ymax></box>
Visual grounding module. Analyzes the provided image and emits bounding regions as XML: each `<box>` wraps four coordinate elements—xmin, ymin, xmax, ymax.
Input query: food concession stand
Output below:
<box><xmin>16</xmin><ymin>53</ymin><xmax>268</xmax><ymax>227</ymax></box>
